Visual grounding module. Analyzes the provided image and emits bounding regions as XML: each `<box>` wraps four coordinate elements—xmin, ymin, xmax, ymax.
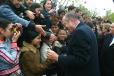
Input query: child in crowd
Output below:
<box><xmin>0</xmin><ymin>18</ymin><xmax>22</xmax><ymax>76</ymax></box>
<box><xmin>50</xmin><ymin>21</ymin><xmax>60</xmax><ymax>36</ymax></box>
<box><xmin>53</xmin><ymin>29</ymin><xmax>67</xmax><ymax>54</ymax></box>
<box><xmin>40</xmin><ymin>32</ymin><xmax>57</xmax><ymax>76</ymax></box>
<box><xmin>40</xmin><ymin>33</ymin><xmax>56</xmax><ymax>63</ymax></box>
<box><xmin>20</xmin><ymin>30</ymin><xmax>51</xmax><ymax>76</ymax></box>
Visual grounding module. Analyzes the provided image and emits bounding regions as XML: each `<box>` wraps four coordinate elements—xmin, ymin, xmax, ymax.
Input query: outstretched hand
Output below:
<box><xmin>47</xmin><ymin>49</ymin><xmax>59</xmax><ymax>62</ymax></box>
<box><xmin>35</xmin><ymin>25</ymin><xmax>46</xmax><ymax>36</ymax></box>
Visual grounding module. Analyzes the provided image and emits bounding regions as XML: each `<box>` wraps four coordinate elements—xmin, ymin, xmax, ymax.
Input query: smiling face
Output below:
<box><xmin>62</xmin><ymin>13</ymin><xmax>80</xmax><ymax>33</ymax></box>
<box><xmin>62</xmin><ymin>16</ymin><xmax>75</xmax><ymax>32</ymax></box>
<box><xmin>44</xmin><ymin>0</ymin><xmax>52</xmax><ymax>11</ymax></box>
<box><xmin>57</xmin><ymin>30</ymin><xmax>67</xmax><ymax>41</ymax></box>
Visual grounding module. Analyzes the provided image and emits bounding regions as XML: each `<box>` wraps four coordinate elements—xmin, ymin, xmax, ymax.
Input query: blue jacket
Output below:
<box><xmin>0</xmin><ymin>40</ymin><xmax>19</xmax><ymax>70</ymax></box>
<box><xmin>0</xmin><ymin>39</ymin><xmax>20</xmax><ymax>75</ymax></box>
<box><xmin>0</xmin><ymin>4</ymin><xmax>30</xmax><ymax>27</ymax></box>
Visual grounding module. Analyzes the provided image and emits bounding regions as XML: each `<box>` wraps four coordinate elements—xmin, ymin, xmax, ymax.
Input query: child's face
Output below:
<box><xmin>48</xmin><ymin>34</ymin><xmax>56</xmax><ymax>43</ymax></box>
<box><xmin>60</xmin><ymin>12</ymin><xmax>65</xmax><ymax>18</ymax></box>
<box><xmin>4</xmin><ymin>24</ymin><xmax>13</xmax><ymax>38</ymax></box>
<box><xmin>32</xmin><ymin>35</ymin><xmax>41</xmax><ymax>47</ymax></box>
<box><xmin>51</xmin><ymin>25</ymin><xmax>59</xmax><ymax>35</ymax></box>
<box><xmin>58</xmin><ymin>30</ymin><xmax>67</xmax><ymax>41</ymax></box>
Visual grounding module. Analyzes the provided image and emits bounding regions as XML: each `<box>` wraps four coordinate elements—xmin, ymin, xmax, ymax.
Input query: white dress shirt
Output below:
<box><xmin>110</xmin><ymin>37</ymin><xmax>114</xmax><ymax>46</ymax></box>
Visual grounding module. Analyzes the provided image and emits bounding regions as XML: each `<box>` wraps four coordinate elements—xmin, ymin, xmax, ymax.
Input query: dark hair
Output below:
<box><xmin>68</xmin><ymin>5</ymin><xmax>76</xmax><ymax>11</ymax></box>
<box><xmin>58</xmin><ymin>9</ymin><xmax>65</xmax><ymax>16</ymax></box>
<box><xmin>0</xmin><ymin>18</ymin><xmax>11</xmax><ymax>29</ymax></box>
<box><xmin>75</xmin><ymin>8</ymin><xmax>81</xmax><ymax>13</ymax></box>
<box><xmin>30</xmin><ymin>3</ymin><xmax>41</xmax><ymax>12</ymax></box>
<box><xmin>24</xmin><ymin>30</ymin><xmax>40</xmax><ymax>43</ymax></box>
<box><xmin>42</xmin><ymin>32</ymin><xmax>51</xmax><ymax>42</ymax></box>
<box><xmin>51</xmin><ymin>16</ymin><xmax>59</xmax><ymax>26</ymax></box>
<box><xmin>42</xmin><ymin>0</ymin><xmax>52</xmax><ymax>9</ymax></box>
<box><xmin>86</xmin><ymin>22</ymin><xmax>94</xmax><ymax>29</ymax></box>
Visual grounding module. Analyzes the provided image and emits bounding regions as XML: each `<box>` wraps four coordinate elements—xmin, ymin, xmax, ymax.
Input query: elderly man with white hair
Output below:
<box><xmin>47</xmin><ymin>11</ymin><xmax>101</xmax><ymax>76</ymax></box>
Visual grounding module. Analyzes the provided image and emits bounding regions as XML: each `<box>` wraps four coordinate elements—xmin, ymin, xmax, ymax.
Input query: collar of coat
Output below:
<box><xmin>21</xmin><ymin>41</ymin><xmax>37</xmax><ymax>54</ymax></box>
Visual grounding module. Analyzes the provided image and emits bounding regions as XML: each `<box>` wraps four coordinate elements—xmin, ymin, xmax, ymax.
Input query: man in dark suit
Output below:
<box><xmin>101</xmin><ymin>23</ymin><xmax>114</xmax><ymax>76</ymax></box>
<box><xmin>47</xmin><ymin>11</ymin><xmax>101</xmax><ymax>76</ymax></box>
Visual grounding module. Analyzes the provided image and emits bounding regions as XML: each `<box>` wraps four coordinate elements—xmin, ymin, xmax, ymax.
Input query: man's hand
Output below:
<box><xmin>47</xmin><ymin>50</ymin><xmax>59</xmax><ymax>62</ymax></box>
<box><xmin>35</xmin><ymin>25</ymin><xmax>46</xmax><ymax>36</ymax></box>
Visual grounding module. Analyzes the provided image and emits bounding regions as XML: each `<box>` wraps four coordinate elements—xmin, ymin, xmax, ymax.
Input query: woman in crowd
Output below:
<box><xmin>30</xmin><ymin>3</ymin><xmax>46</xmax><ymax>25</ymax></box>
<box><xmin>42</xmin><ymin>0</ymin><xmax>55</xmax><ymax>31</ymax></box>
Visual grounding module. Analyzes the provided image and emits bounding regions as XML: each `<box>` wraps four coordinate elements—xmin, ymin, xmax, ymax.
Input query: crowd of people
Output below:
<box><xmin>0</xmin><ymin>0</ymin><xmax>114</xmax><ymax>76</ymax></box>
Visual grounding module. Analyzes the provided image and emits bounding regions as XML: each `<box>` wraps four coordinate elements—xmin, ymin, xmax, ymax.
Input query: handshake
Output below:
<box><xmin>47</xmin><ymin>49</ymin><xmax>59</xmax><ymax>62</ymax></box>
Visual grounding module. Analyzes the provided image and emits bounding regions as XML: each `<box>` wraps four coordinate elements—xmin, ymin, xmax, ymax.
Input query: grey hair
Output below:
<box><xmin>64</xmin><ymin>11</ymin><xmax>79</xmax><ymax>21</ymax></box>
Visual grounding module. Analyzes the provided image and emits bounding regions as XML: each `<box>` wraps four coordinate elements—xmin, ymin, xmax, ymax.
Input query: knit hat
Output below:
<box><xmin>24</xmin><ymin>30</ymin><xmax>40</xmax><ymax>43</ymax></box>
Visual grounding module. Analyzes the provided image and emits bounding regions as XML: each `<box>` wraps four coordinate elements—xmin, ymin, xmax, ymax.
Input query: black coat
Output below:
<box><xmin>57</xmin><ymin>22</ymin><xmax>101</xmax><ymax>76</ymax></box>
<box><xmin>101</xmin><ymin>33</ymin><xmax>114</xmax><ymax>76</ymax></box>
<box><xmin>42</xmin><ymin>10</ymin><xmax>52</xmax><ymax>31</ymax></box>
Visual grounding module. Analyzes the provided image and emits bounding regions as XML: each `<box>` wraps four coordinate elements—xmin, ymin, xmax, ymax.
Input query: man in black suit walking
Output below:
<box><xmin>47</xmin><ymin>11</ymin><xmax>101</xmax><ymax>76</ymax></box>
<box><xmin>101</xmin><ymin>23</ymin><xmax>114</xmax><ymax>76</ymax></box>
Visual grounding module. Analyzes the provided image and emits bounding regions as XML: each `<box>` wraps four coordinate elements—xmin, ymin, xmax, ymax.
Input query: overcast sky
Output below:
<box><xmin>82</xmin><ymin>0</ymin><xmax>114</xmax><ymax>16</ymax></box>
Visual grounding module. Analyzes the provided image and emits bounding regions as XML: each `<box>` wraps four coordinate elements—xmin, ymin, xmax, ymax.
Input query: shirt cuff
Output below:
<box><xmin>11</xmin><ymin>42</ymin><xmax>18</xmax><ymax>48</ymax></box>
<box><xmin>11</xmin><ymin>42</ymin><xmax>20</xmax><ymax>51</ymax></box>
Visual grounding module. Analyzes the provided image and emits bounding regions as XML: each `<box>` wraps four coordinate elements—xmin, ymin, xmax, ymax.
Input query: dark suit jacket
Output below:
<box><xmin>57</xmin><ymin>22</ymin><xmax>101</xmax><ymax>76</ymax></box>
<box><xmin>101</xmin><ymin>33</ymin><xmax>114</xmax><ymax>76</ymax></box>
